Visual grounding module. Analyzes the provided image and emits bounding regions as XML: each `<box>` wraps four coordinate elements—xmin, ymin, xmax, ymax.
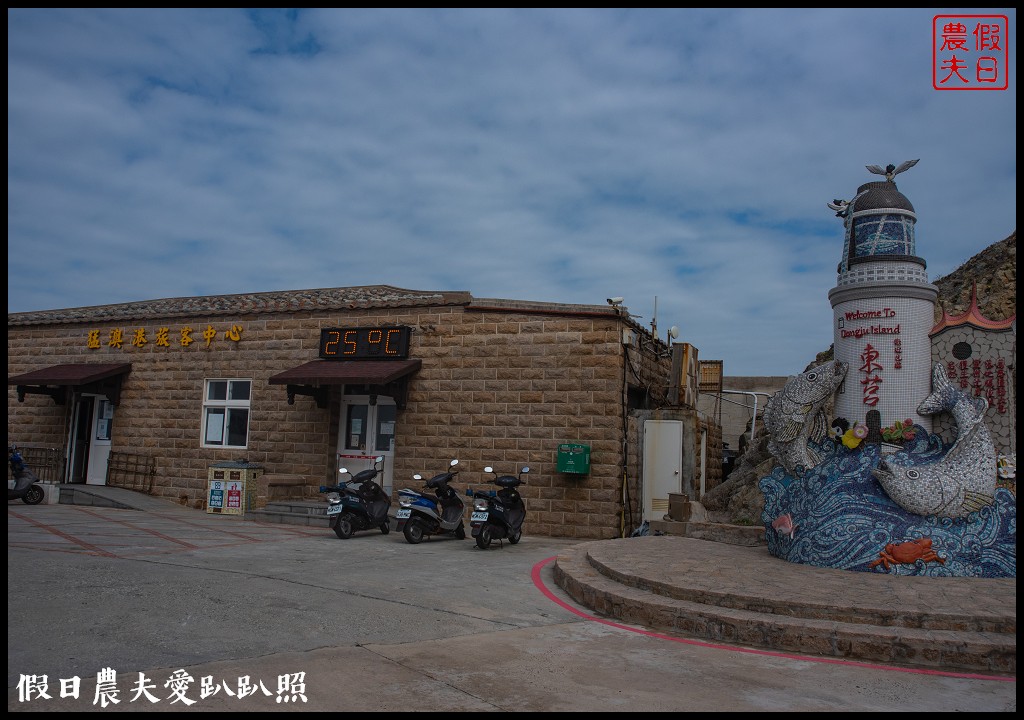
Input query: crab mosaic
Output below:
<box><xmin>867</xmin><ymin>538</ymin><xmax>945</xmax><ymax>572</ymax></box>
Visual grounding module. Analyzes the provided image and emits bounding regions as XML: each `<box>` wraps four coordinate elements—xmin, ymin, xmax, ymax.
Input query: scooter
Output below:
<box><xmin>8</xmin><ymin>445</ymin><xmax>45</xmax><ymax>505</ymax></box>
<box><xmin>317</xmin><ymin>455</ymin><xmax>391</xmax><ymax>539</ymax></box>
<box><xmin>469</xmin><ymin>464</ymin><xmax>528</xmax><ymax>549</ymax></box>
<box><xmin>395</xmin><ymin>459</ymin><xmax>466</xmax><ymax>544</ymax></box>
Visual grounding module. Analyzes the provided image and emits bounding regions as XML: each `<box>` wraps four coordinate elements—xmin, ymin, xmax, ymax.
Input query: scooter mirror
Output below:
<box><xmin>522</xmin><ymin>467</ymin><xmax>530</xmax><ymax>473</ymax></box>
<box><xmin>484</xmin><ymin>466</ymin><xmax>493</xmax><ymax>473</ymax></box>
<box><xmin>413</xmin><ymin>474</ymin><xmax>422</xmax><ymax>481</ymax></box>
<box><xmin>450</xmin><ymin>459</ymin><xmax>459</xmax><ymax>468</ymax></box>
<box><xmin>339</xmin><ymin>467</ymin><xmax>349</xmax><ymax>474</ymax></box>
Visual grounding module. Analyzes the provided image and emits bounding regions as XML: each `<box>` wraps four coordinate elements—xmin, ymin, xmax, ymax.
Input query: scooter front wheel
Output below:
<box><xmin>454</xmin><ymin>523</ymin><xmax>466</xmax><ymax>540</ymax></box>
<box><xmin>403</xmin><ymin>520</ymin><xmax>425</xmax><ymax>544</ymax></box>
<box><xmin>508</xmin><ymin>526</ymin><xmax>522</xmax><ymax>544</ymax></box>
<box><xmin>475</xmin><ymin>524</ymin><xmax>493</xmax><ymax>550</ymax></box>
<box><xmin>333</xmin><ymin>514</ymin><xmax>355</xmax><ymax>539</ymax></box>
<box><xmin>22</xmin><ymin>485</ymin><xmax>44</xmax><ymax>505</ymax></box>
<box><xmin>379</xmin><ymin>521</ymin><xmax>390</xmax><ymax>535</ymax></box>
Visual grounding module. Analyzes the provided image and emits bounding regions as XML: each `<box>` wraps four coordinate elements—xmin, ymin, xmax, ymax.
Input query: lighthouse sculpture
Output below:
<box><xmin>827</xmin><ymin>161</ymin><xmax>938</xmax><ymax>436</ymax></box>
<box><xmin>754</xmin><ymin>160</ymin><xmax>1015</xmax><ymax>578</ymax></box>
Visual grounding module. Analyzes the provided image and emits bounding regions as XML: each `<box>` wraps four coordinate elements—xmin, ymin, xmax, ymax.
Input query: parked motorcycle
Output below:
<box><xmin>469</xmin><ymin>464</ymin><xmax>528</xmax><ymax>549</ymax></box>
<box><xmin>8</xmin><ymin>445</ymin><xmax>45</xmax><ymax>505</ymax></box>
<box><xmin>317</xmin><ymin>455</ymin><xmax>391</xmax><ymax>539</ymax></box>
<box><xmin>395</xmin><ymin>459</ymin><xmax>466</xmax><ymax>544</ymax></box>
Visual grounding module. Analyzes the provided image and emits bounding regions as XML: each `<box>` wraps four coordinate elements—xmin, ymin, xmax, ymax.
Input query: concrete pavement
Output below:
<box><xmin>7</xmin><ymin>487</ymin><xmax>1016</xmax><ymax>712</ymax></box>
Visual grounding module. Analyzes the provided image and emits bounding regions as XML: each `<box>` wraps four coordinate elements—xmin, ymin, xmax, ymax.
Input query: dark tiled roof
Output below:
<box><xmin>8</xmin><ymin>286</ymin><xmax>473</xmax><ymax>327</ymax></box>
<box><xmin>269</xmin><ymin>359</ymin><xmax>422</xmax><ymax>386</ymax></box>
<box><xmin>8</xmin><ymin>363</ymin><xmax>132</xmax><ymax>386</ymax></box>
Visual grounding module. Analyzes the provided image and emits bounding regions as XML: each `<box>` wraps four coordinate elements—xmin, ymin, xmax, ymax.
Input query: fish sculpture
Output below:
<box><xmin>764</xmin><ymin>359</ymin><xmax>849</xmax><ymax>478</ymax></box>
<box><xmin>872</xmin><ymin>363</ymin><xmax>997</xmax><ymax>518</ymax></box>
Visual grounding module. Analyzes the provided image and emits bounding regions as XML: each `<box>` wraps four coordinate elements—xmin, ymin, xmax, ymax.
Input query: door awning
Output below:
<box><xmin>8</xmin><ymin>363</ymin><xmax>132</xmax><ymax>405</ymax></box>
<box><xmin>268</xmin><ymin>359</ymin><xmax>422</xmax><ymax>409</ymax></box>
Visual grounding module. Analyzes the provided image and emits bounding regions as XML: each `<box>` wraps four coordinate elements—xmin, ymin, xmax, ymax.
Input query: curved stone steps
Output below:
<box><xmin>552</xmin><ymin>537</ymin><xmax>1015</xmax><ymax>674</ymax></box>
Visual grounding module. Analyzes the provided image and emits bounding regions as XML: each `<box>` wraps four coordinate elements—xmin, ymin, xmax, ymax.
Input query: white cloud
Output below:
<box><xmin>7</xmin><ymin>8</ymin><xmax>1016</xmax><ymax>375</ymax></box>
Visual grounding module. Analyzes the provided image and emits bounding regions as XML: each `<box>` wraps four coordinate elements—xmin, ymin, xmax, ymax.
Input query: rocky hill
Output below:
<box><xmin>702</xmin><ymin>230</ymin><xmax>1017</xmax><ymax>525</ymax></box>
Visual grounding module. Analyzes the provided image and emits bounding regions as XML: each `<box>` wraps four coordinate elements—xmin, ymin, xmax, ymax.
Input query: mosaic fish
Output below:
<box><xmin>764</xmin><ymin>359</ymin><xmax>849</xmax><ymax>478</ymax></box>
<box><xmin>872</xmin><ymin>363</ymin><xmax>996</xmax><ymax>518</ymax></box>
<box><xmin>771</xmin><ymin>513</ymin><xmax>796</xmax><ymax>539</ymax></box>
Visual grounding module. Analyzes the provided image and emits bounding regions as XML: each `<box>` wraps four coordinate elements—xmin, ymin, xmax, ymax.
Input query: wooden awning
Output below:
<box><xmin>8</xmin><ymin>363</ymin><xmax>132</xmax><ymax>405</ymax></box>
<box><xmin>268</xmin><ymin>359</ymin><xmax>421</xmax><ymax>409</ymax></box>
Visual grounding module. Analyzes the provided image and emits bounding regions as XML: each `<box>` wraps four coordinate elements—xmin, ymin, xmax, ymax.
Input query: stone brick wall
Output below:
<box><xmin>700</xmin><ymin>414</ymin><xmax>723</xmax><ymax>492</ymax></box>
<box><xmin>404</xmin><ymin>306</ymin><xmax>633</xmax><ymax>539</ymax></box>
<box><xmin>8</xmin><ymin>290</ymin><xmax>689</xmax><ymax>539</ymax></box>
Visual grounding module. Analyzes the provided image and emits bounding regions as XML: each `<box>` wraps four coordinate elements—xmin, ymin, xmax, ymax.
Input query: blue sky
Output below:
<box><xmin>7</xmin><ymin>8</ymin><xmax>1017</xmax><ymax>376</ymax></box>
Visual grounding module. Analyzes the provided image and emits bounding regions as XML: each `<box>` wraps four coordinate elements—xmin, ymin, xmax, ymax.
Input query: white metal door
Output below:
<box><xmin>86</xmin><ymin>397</ymin><xmax>114</xmax><ymax>485</ymax></box>
<box><xmin>642</xmin><ymin>420</ymin><xmax>683</xmax><ymax>523</ymax></box>
<box><xmin>337</xmin><ymin>396</ymin><xmax>396</xmax><ymax>495</ymax></box>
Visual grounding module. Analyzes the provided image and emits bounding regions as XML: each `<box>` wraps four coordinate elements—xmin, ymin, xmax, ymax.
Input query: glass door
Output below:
<box><xmin>338</xmin><ymin>395</ymin><xmax>397</xmax><ymax>495</ymax></box>
<box><xmin>87</xmin><ymin>397</ymin><xmax>114</xmax><ymax>484</ymax></box>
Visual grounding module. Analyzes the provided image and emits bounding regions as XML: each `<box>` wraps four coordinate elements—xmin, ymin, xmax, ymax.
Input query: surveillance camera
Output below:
<box><xmin>607</xmin><ymin>297</ymin><xmax>624</xmax><ymax>305</ymax></box>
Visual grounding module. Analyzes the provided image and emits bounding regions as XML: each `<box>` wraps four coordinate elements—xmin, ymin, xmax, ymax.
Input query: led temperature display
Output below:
<box><xmin>318</xmin><ymin>327</ymin><xmax>411</xmax><ymax>360</ymax></box>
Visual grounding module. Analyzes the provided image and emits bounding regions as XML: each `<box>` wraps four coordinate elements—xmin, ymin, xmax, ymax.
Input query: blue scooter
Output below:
<box><xmin>318</xmin><ymin>456</ymin><xmax>391</xmax><ymax>539</ymax></box>
<box><xmin>395</xmin><ymin>459</ymin><xmax>467</xmax><ymax>544</ymax></box>
<box><xmin>8</xmin><ymin>445</ymin><xmax>45</xmax><ymax>505</ymax></box>
<box><xmin>469</xmin><ymin>464</ymin><xmax>528</xmax><ymax>549</ymax></box>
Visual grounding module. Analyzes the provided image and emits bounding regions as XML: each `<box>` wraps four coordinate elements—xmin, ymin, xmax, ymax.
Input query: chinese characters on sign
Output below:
<box><xmin>207</xmin><ymin>479</ymin><xmax>245</xmax><ymax>515</ymax></box>
<box><xmin>933</xmin><ymin>15</ymin><xmax>1009</xmax><ymax>90</ymax></box>
<box><xmin>87</xmin><ymin>324</ymin><xmax>243</xmax><ymax>350</ymax></box>
<box><xmin>946</xmin><ymin>357</ymin><xmax>1008</xmax><ymax>413</ymax></box>
<box><xmin>17</xmin><ymin>669</ymin><xmax>307</xmax><ymax>706</ymax></box>
<box><xmin>859</xmin><ymin>343</ymin><xmax>883</xmax><ymax>407</ymax></box>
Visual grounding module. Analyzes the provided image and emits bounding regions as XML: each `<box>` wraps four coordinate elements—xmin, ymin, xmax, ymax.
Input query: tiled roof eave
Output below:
<box><xmin>8</xmin><ymin>286</ymin><xmax>473</xmax><ymax>327</ymax></box>
<box><xmin>930</xmin><ymin>311</ymin><xmax>1016</xmax><ymax>335</ymax></box>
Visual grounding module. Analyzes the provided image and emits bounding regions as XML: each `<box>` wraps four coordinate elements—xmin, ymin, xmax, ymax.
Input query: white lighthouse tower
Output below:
<box><xmin>827</xmin><ymin>162</ymin><xmax>938</xmax><ymax>435</ymax></box>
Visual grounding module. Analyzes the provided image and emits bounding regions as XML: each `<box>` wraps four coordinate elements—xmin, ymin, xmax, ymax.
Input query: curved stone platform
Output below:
<box><xmin>552</xmin><ymin>535</ymin><xmax>1015</xmax><ymax>675</ymax></box>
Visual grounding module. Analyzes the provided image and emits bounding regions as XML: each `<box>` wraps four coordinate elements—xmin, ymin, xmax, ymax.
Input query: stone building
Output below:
<box><xmin>7</xmin><ymin>285</ymin><xmax>722</xmax><ymax>539</ymax></box>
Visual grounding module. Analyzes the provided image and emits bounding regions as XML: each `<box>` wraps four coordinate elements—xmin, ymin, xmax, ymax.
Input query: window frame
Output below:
<box><xmin>201</xmin><ymin>378</ymin><xmax>252</xmax><ymax>449</ymax></box>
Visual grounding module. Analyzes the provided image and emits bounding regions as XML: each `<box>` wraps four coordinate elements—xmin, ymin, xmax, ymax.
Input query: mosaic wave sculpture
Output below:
<box><xmin>759</xmin><ymin>429</ymin><xmax>1016</xmax><ymax>577</ymax></box>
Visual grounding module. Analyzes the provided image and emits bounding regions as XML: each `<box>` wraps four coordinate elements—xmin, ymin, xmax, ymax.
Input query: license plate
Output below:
<box><xmin>471</xmin><ymin>511</ymin><xmax>489</xmax><ymax>522</ymax></box>
<box><xmin>396</xmin><ymin>509</ymin><xmax>411</xmax><ymax>519</ymax></box>
<box><xmin>327</xmin><ymin>504</ymin><xmax>343</xmax><ymax>516</ymax></box>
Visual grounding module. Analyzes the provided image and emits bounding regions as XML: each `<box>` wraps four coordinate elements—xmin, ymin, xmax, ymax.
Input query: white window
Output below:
<box><xmin>202</xmin><ymin>379</ymin><xmax>251</xmax><ymax>448</ymax></box>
